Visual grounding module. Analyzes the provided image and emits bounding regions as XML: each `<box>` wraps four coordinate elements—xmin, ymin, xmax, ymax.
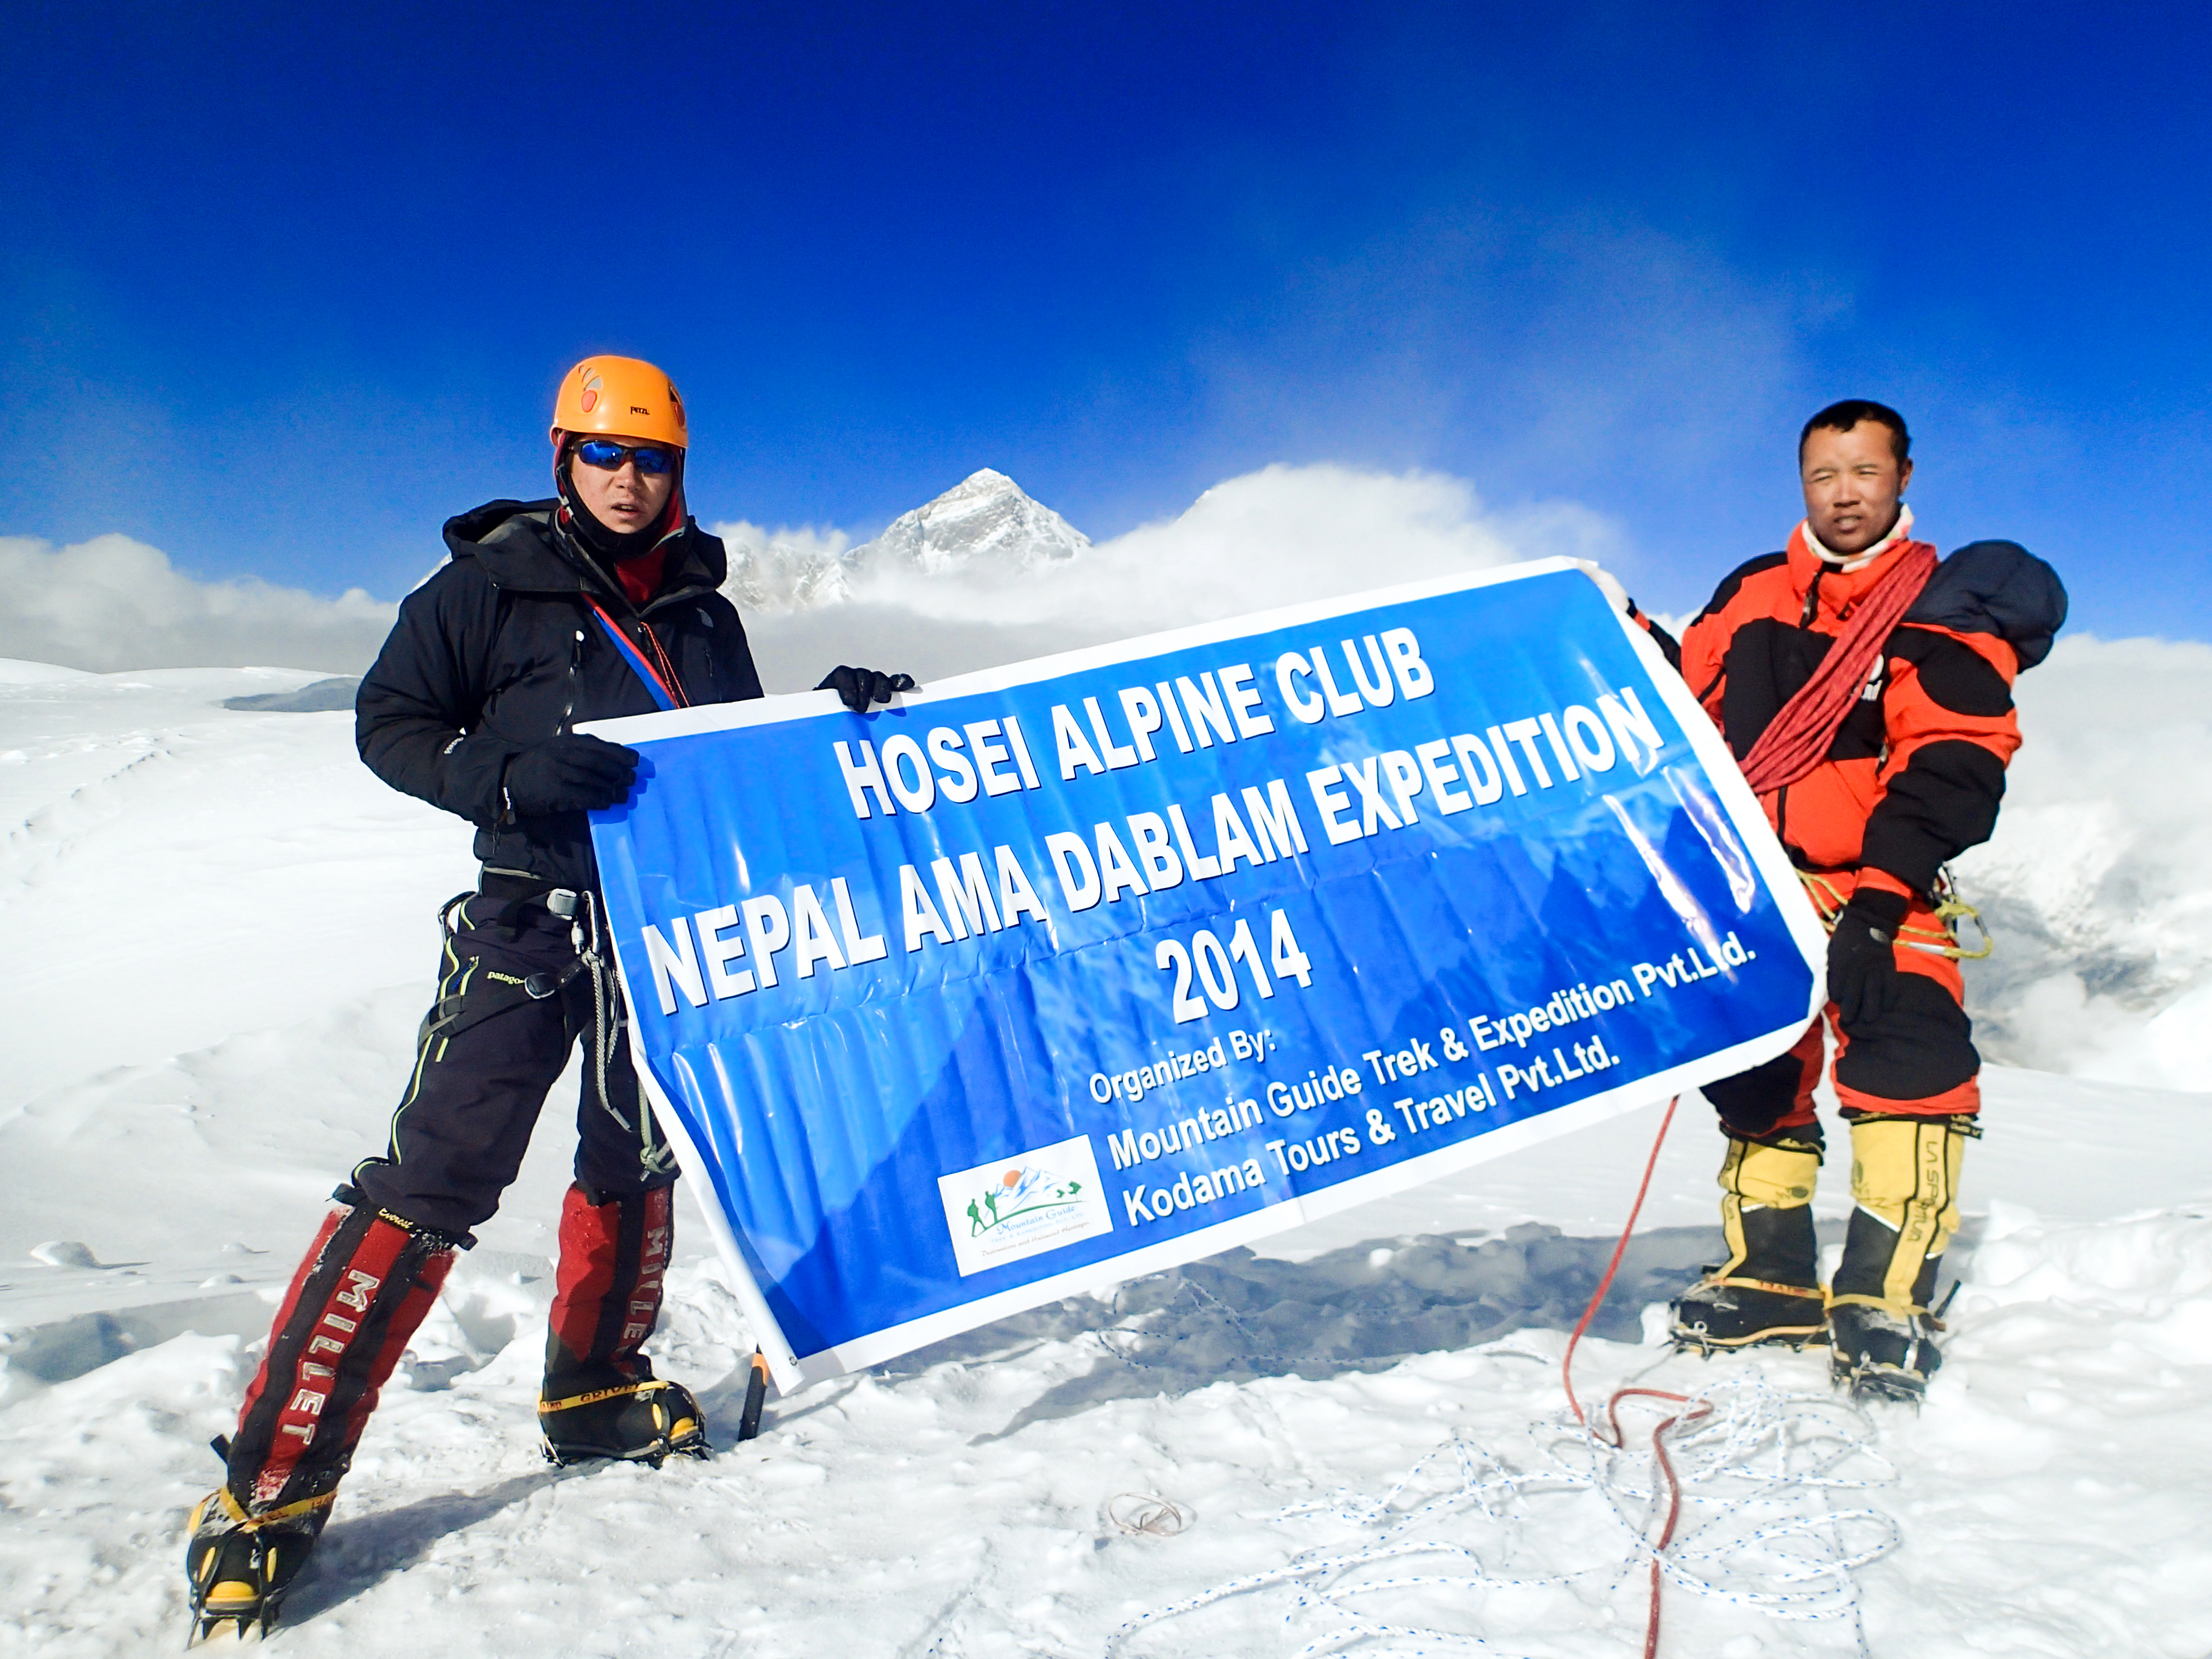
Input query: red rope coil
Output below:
<box><xmin>1559</xmin><ymin>1095</ymin><xmax>1710</xmax><ymax>1657</ymax></box>
<box><xmin>1736</xmin><ymin>541</ymin><xmax>1935</xmax><ymax>798</ymax></box>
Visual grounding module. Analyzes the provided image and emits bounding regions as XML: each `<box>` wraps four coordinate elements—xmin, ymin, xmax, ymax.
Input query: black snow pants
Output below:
<box><xmin>349</xmin><ymin>880</ymin><xmax>679</xmax><ymax>1233</ymax></box>
<box><xmin>222</xmin><ymin>879</ymin><xmax>682</xmax><ymax>1514</ymax></box>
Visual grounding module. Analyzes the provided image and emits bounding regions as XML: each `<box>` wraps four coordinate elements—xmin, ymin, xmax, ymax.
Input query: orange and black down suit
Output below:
<box><xmin>1673</xmin><ymin>530</ymin><xmax>2064</xmax><ymax>1136</ymax></box>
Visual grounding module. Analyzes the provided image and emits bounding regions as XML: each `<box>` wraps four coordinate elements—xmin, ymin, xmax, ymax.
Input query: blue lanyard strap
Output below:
<box><xmin>588</xmin><ymin>602</ymin><xmax>681</xmax><ymax>713</ymax></box>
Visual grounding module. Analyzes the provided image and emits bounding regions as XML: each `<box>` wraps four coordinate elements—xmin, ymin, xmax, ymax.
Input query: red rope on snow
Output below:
<box><xmin>1560</xmin><ymin>1095</ymin><xmax>1710</xmax><ymax>1658</ymax></box>
<box><xmin>1560</xmin><ymin>1094</ymin><xmax>1679</xmax><ymax>1428</ymax></box>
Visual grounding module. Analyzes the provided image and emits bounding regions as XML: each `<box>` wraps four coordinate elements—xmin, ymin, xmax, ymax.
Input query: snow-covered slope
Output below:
<box><xmin>0</xmin><ymin>664</ymin><xmax>474</xmax><ymax>1119</ymax></box>
<box><xmin>2</xmin><ymin>622</ymin><xmax>2210</xmax><ymax>1656</ymax></box>
<box><xmin>12</xmin><ymin>1196</ymin><xmax>2212</xmax><ymax>1658</ymax></box>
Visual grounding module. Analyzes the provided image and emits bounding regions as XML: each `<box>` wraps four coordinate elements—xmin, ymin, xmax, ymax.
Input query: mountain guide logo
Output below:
<box><xmin>968</xmin><ymin>1165</ymin><xmax>1079</xmax><ymax>1234</ymax></box>
<box><xmin>936</xmin><ymin>1135</ymin><xmax>1113</xmax><ymax>1277</ymax></box>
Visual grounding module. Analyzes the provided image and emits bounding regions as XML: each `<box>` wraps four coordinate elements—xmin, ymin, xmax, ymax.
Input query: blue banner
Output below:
<box><xmin>586</xmin><ymin>560</ymin><xmax>1827</xmax><ymax>1387</ymax></box>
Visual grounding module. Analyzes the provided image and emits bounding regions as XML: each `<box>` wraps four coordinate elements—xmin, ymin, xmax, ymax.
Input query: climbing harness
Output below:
<box><xmin>1919</xmin><ymin>870</ymin><xmax>1993</xmax><ymax>960</ymax></box>
<box><xmin>561</xmin><ymin>885</ymin><xmax>676</xmax><ymax>1178</ymax></box>
<box><xmin>1797</xmin><ymin>866</ymin><xmax>1993</xmax><ymax>961</ymax></box>
<box><xmin>434</xmin><ymin>881</ymin><xmax>673</xmax><ymax>1179</ymax></box>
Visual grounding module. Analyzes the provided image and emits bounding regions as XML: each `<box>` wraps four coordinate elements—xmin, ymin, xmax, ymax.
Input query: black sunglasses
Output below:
<box><xmin>573</xmin><ymin>438</ymin><xmax>676</xmax><ymax>476</ymax></box>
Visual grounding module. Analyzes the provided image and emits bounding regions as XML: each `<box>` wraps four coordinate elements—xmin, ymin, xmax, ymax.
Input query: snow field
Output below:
<box><xmin>6</xmin><ymin>1204</ymin><xmax>2212</xmax><ymax>1655</ymax></box>
<box><xmin>0</xmin><ymin>667</ymin><xmax>476</xmax><ymax>1118</ymax></box>
<box><xmin>3</xmin><ymin>659</ymin><xmax>2210</xmax><ymax>1656</ymax></box>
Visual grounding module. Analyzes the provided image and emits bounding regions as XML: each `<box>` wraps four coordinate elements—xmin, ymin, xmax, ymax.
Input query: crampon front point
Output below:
<box><xmin>183</xmin><ymin>1485</ymin><xmax>331</xmax><ymax>1645</ymax></box>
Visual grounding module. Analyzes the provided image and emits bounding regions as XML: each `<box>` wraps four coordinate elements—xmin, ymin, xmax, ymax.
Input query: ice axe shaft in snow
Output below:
<box><xmin>739</xmin><ymin>1350</ymin><xmax>770</xmax><ymax>1442</ymax></box>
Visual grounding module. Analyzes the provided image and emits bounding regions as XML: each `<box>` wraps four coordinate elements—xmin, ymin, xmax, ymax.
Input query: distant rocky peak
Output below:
<box><xmin>717</xmin><ymin>469</ymin><xmax>1089</xmax><ymax>614</ymax></box>
<box><xmin>858</xmin><ymin>469</ymin><xmax>1090</xmax><ymax>574</ymax></box>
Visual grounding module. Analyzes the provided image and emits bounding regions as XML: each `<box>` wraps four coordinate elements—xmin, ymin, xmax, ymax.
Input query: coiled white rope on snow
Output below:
<box><xmin>1104</xmin><ymin>1369</ymin><xmax>1899</xmax><ymax>1657</ymax></box>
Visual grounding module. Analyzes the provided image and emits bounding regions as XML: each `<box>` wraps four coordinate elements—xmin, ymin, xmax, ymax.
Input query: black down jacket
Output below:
<box><xmin>356</xmin><ymin>498</ymin><xmax>763</xmax><ymax>891</ymax></box>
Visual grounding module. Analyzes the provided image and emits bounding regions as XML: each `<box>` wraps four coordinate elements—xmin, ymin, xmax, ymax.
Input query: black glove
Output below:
<box><xmin>502</xmin><ymin>734</ymin><xmax>641</xmax><ymax>816</ymax></box>
<box><xmin>816</xmin><ymin>665</ymin><xmax>918</xmax><ymax>713</ymax></box>
<box><xmin>1827</xmin><ymin>887</ymin><xmax>1909</xmax><ymax>1029</ymax></box>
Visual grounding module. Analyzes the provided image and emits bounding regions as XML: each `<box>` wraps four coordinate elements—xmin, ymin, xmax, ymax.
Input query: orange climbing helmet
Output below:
<box><xmin>550</xmin><ymin>355</ymin><xmax>688</xmax><ymax>449</ymax></box>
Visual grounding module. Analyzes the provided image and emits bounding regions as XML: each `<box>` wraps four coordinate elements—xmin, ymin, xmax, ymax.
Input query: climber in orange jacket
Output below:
<box><xmin>1665</xmin><ymin>399</ymin><xmax>2066</xmax><ymax>1401</ymax></box>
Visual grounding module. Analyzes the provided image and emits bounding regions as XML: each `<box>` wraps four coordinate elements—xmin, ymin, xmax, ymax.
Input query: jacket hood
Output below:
<box><xmin>1904</xmin><ymin>540</ymin><xmax>2069</xmax><ymax>669</ymax></box>
<box><xmin>440</xmin><ymin>498</ymin><xmax>729</xmax><ymax>601</ymax></box>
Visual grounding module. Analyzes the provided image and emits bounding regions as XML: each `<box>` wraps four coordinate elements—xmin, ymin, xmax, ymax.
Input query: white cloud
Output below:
<box><xmin>714</xmin><ymin>518</ymin><xmax>853</xmax><ymax>567</ymax></box>
<box><xmin>2</xmin><ymin>464</ymin><xmax>1616</xmax><ymax>684</ymax></box>
<box><xmin>734</xmin><ymin>462</ymin><xmax>1623</xmax><ymax>693</ymax></box>
<box><xmin>0</xmin><ymin>533</ymin><xmax>396</xmax><ymax>675</ymax></box>
<box><xmin>892</xmin><ymin>463</ymin><xmax>1611</xmax><ymax>625</ymax></box>
<box><xmin>1954</xmin><ymin>634</ymin><xmax>2212</xmax><ymax>1090</ymax></box>
<box><xmin>3</xmin><ymin>472</ymin><xmax>2203</xmax><ymax>1093</ymax></box>
<box><xmin>734</xmin><ymin>474</ymin><xmax>2212</xmax><ymax>1094</ymax></box>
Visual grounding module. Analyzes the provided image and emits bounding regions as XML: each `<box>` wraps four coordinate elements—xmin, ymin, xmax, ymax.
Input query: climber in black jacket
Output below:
<box><xmin>183</xmin><ymin>355</ymin><xmax>911</xmax><ymax>1639</ymax></box>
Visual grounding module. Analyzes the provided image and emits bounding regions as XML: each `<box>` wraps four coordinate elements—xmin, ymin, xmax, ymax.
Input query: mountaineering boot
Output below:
<box><xmin>1828</xmin><ymin>1302</ymin><xmax>1945</xmax><ymax>1405</ymax></box>
<box><xmin>540</xmin><ymin>1376</ymin><xmax>710</xmax><ymax>1466</ymax></box>
<box><xmin>540</xmin><ymin>1183</ymin><xmax>710</xmax><ymax>1466</ymax></box>
<box><xmin>183</xmin><ymin>1486</ymin><xmax>332</xmax><ymax>1643</ymax></box>
<box><xmin>187</xmin><ymin>1195</ymin><xmax>460</xmax><ymax>1639</ymax></box>
<box><xmin>1672</xmin><ymin>1133</ymin><xmax>1828</xmax><ymax>1352</ymax></box>
<box><xmin>1828</xmin><ymin>1115</ymin><xmax>1973</xmax><ymax>1404</ymax></box>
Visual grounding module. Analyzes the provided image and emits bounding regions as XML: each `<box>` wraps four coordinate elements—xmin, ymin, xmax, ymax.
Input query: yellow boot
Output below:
<box><xmin>1828</xmin><ymin>1114</ymin><xmax>1976</xmax><ymax>1402</ymax></box>
<box><xmin>1671</xmin><ymin>1133</ymin><xmax>1828</xmax><ymax>1352</ymax></box>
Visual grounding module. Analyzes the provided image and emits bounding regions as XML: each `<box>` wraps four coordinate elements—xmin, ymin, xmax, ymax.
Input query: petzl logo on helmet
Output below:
<box><xmin>579</xmin><ymin>370</ymin><xmax>603</xmax><ymax>415</ymax></box>
<box><xmin>936</xmin><ymin>1135</ymin><xmax>1112</xmax><ymax>1277</ymax></box>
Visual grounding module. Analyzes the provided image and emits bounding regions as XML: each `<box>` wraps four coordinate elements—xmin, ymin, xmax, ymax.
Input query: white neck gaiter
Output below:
<box><xmin>1802</xmin><ymin>503</ymin><xmax>1914</xmax><ymax>571</ymax></box>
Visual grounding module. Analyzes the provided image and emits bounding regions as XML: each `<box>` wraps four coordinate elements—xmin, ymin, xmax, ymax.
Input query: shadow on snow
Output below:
<box><xmin>882</xmin><ymin>1221</ymin><xmax>1742</xmax><ymax>1442</ymax></box>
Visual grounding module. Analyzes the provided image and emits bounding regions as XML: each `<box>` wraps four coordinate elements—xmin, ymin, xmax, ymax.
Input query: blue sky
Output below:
<box><xmin>4</xmin><ymin>2</ymin><xmax>2206</xmax><ymax>636</ymax></box>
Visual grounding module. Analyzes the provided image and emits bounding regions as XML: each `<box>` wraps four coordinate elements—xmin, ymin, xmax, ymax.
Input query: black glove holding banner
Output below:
<box><xmin>502</xmin><ymin>734</ymin><xmax>641</xmax><ymax>816</ymax></box>
<box><xmin>1827</xmin><ymin>887</ymin><xmax>1909</xmax><ymax>1029</ymax></box>
<box><xmin>817</xmin><ymin>666</ymin><xmax>918</xmax><ymax>713</ymax></box>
